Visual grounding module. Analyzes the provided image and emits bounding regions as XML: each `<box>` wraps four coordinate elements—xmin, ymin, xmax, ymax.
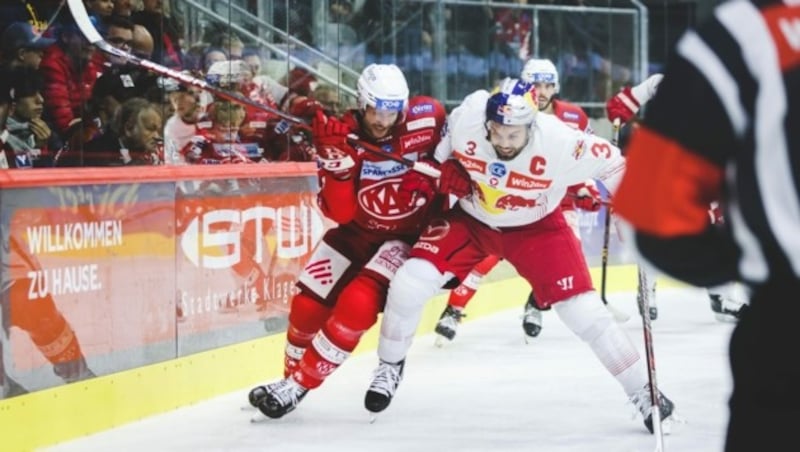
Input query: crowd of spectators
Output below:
<box><xmin>0</xmin><ymin>0</ymin><xmax>345</xmax><ymax>169</ymax></box>
<box><xmin>0</xmin><ymin>0</ymin><xmax>637</xmax><ymax>169</ymax></box>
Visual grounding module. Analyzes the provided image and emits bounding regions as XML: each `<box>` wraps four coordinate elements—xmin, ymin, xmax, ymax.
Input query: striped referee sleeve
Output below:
<box><xmin>614</xmin><ymin>0</ymin><xmax>800</xmax><ymax>287</ymax></box>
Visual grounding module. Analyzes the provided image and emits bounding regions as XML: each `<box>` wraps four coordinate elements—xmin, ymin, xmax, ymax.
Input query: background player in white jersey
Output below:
<box><xmin>366</xmin><ymin>79</ymin><xmax>677</xmax><ymax>433</ymax></box>
<box><xmin>434</xmin><ymin>58</ymin><xmax>603</xmax><ymax>343</ymax></box>
<box><xmin>607</xmin><ymin>74</ymin><xmax>748</xmax><ymax>322</ymax></box>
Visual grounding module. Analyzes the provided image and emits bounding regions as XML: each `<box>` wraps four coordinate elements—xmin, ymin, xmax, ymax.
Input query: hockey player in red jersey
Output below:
<box><xmin>247</xmin><ymin>64</ymin><xmax>471</xmax><ymax>419</ymax></box>
<box><xmin>434</xmin><ymin>58</ymin><xmax>603</xmax><ymax>343</ymax></box>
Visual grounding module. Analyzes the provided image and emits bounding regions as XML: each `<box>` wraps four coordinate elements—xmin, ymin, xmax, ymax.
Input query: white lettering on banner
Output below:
<box><xmin>27</xmin><ymin>264</ymin><xmax>102</xmax><ymax>299</ymax></box>
<box><xmin>26</xmin><ymin>220</ymin><xmax>123</xmax><ymax>254</ymax></box>
<box><xmin>406</xmin><ymin>117</ymin><xmax>436</xmax><ymax>131</ymax></box>
<box><xmin>180</xmin><ymin>204</ymin><xmax>325</xmax><ymax>270</ymax></box>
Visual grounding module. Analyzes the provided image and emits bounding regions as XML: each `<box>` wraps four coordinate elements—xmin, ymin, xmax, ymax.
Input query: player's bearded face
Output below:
<box><xmin>486</xmin><ymin>121</ymin><xmax>529</xmax><ymax>161</ymax></box>
<box><xmin>362</xmin><ymin>106</ymin><xmax>399</xmax><ymax>140</ymax></box>
<box><xmin>533</xmin><ymin>83</ymin><xmax>556</xmax><ymax>111</ymax></box>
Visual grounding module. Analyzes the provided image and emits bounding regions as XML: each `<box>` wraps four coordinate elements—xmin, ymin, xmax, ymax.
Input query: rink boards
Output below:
<box><xmin>0</xmin><ymin>264</ymin><xmax>682</xmax><ymax>451</ymax></box>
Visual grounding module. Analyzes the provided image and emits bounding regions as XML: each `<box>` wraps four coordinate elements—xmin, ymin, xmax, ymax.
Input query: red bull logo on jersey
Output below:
<box><xmin>506</xmin><ymin>171</ymin><xmax>552</xmax><ymax>189</ymax></box>
<box><xmin>495</xmin><ymin>193</ymin><xmax>537</xmax><ymax>210</ymax></box>
<box><xmin>454</xmin><ymin>153</ymin><xmax>487</xmax><ymax>174</ymax></box>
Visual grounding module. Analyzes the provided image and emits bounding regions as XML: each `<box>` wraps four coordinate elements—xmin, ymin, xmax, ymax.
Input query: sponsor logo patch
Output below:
<box><xmin>410</xmin><ymin>103</ymin><xmax>434</xmax><ymax>115</ymax></box>
<box><xmin>400</xmin><ymin>130</ymin><xmax>434</xmax><ymax>151</ymax></box>
<box><xmin>505</xmin><ymin>171</ymin><xmax>552</xmax><ymax>189</ymax></box>
<box><xmin>406</xmin><ymin>117</ymin><xmax>437</xmax><ymax>131</ymax></box>
<box><xmin>454</xmin><ymin>152</ymin><xmax>487</xmax><ymax>174</ymax></box>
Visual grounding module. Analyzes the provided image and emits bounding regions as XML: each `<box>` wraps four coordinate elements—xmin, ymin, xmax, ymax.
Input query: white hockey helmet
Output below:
<box><xmin>485</xmin><ymin>78</ymin><xmax>538</xmax><ymax>126</ymax></box>
<box><xmin>356</xmin><ymin>63</ymin><xmax>409</xmax><ymax>113</ymax></box>
<box><xmin>205</xmin><ymin>60</ymin><xmax>253</xmax><ymax>87</ymax></box>
<box><xmin>520</xmin><ymin>58</ymin><xmax>559</xmax><ymax>94</ymax></box>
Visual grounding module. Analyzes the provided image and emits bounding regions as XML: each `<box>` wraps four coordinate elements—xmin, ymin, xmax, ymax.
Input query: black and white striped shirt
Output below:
<box><xmin>614</xmin><ymin>0</ymin><xmax>800</xmax><ymax>287</ymax></box>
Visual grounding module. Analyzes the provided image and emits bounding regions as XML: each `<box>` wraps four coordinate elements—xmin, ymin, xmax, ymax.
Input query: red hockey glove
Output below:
<box><xmin>316</xmin><ymin>135</ymin><xmax>358</xmax><ymax>179</ymax></box>
<box><xmin>571</xmin><ymin>181</ymin><xmax>602</xmax><ymax>212</ymax></box>
<box><xmin>438</xmin><ymin>159</ymin><xmax>472</xmax><ymax>198</ymax></box>
<box><xmin>312</xmin><ymin>109</ymin><xmax>352</xmax><ymax>145</ymax></box>
<box><xmin>398</xmin><ymin>169</ymin><xmax>437</xmax><ymax>208</ymax></box>
<box><xmin>605</xmin><ymin>86</ymin><xmax>640</xmax><ymax>124</ymax></box>
<box><xmin>289</xmin><ymin>96</ymin><xmax>323</xmax><ymax>120</ymax></box>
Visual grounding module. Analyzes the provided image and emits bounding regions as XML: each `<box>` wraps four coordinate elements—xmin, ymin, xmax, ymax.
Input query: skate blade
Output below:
<box><xmin>714</xmin><ymin>313</ymin><xmax>739</xmax><ymax>323</ymax></box>
<box><xmin>434</xmin><ymin>335</ymin><xmax>451</xmax><ymax>348</ymax></box>
<box><xmin>660</xmin><ymin>412</ymin><xmax>687</xmax><ymax>435</ymax></box>
<box><xmin>250</xmin><ymin>410</ymin><xmax>270</xmax><ymax>423</ymax></box>
<box><xmin>368</xmin><ymin>413</ymin><xmax>379</xmax><ymax>424</ymax></box>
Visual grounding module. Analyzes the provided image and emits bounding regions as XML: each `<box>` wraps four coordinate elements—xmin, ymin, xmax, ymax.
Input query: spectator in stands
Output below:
<box><xmin>132</xmin><ymin>23</ymin><xmax>154</xmax><ymax>58</ymax></box>
<box><xmin>217</xmin><ymin>33</ymin><xmax>244</xmax><ymax>60</ymax></box>
<box><xmin>490</xmin><ymin>0</ymin><xmax>533</xmax><ymax>79</ymax></box>
<box><xmin>202</xmin><ymin>47</ymin><xmax>227</xmax><ymax>72</ymax></box>
<box><xmin>4</xmin><ymin>66</ymin><xmax>60</xmax><ymax>167</ymax></box>
<box><xmin>39</xmin><ymin>21</ymin><xmax>103</xmax><ymax>142</ymax></box>
<box><xmin>242</xmin><ymin>48</ymin><xmax>263</xmax><ymax>76</ymax></box>
<box><xmin>179</xmin><ymin>98</ymin><xmax>253</xmax><ymax>164</ymax></box>
<box><xmin>163</xmin><ymin>81</ymin><xmax>202</xmax><ymax>164</ymax></box>
<box><xmin>85</xmin><ymin>0</ymin><xmax>114</xmax><ymax>21</ymax></box>
<box><xmin>132</xmin><ymin>0</ymin><xmax>183</xmax><ymax>68</ymax></box>
<box><xmin>81</xmin><ymin>97</ymin><xmax>162</xmax><ymax>166</ymax></box>
<box><xmin>312</xmin><ymin>84</ymin><xmax>342</xmax><ymax>117</ymax></box>
<box><xmin>98</xmin><ymin>15</ymin><xmax>135</xmax><ymax>67</ymax></box>
<box><xmin>1</xmin><ymin>21</ymin><xmax>55</xmax><ymax>71</ymax></box>
<box><xmin>280</xmin><ymin>67</ymin><xmax>318</xmax><ymax>98</ymax></box>
<box><xmin>112</xmin><ymin>0</ymin><xmax>134</xmax><ymax>17</ymax></box>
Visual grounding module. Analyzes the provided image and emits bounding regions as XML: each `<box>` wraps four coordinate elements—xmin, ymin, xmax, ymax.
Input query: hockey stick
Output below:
<box><xmin>597</xmin><ymin>119</ymin><xmax>630</xmax><ymax>323</ymax></box>
<box><xmin>65</xmin><ymin>0</ymin><xmax>442</xmax><ymax>178</ymax></box>
<box><xmin>638</xmin><ymin>266</ymin><xmax>665</xmax><ymax>451</ymax></box>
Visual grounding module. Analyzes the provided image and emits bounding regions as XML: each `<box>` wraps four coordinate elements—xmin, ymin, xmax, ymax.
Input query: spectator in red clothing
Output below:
<box><xmin>39</xmin><ymin>21</ymin><xmax>103</xmax><ymax>142</ymax></box>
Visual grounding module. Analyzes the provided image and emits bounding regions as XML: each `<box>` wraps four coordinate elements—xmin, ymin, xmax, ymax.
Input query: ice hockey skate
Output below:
<box><xmin>250</xmin><ymin>377</ymin><xmax>308</xmax><ymax>420</ymax></box>
<box><xmin>629</xmin><ymin>383</ymin><xmax>682</xmax><ymax>434</ymax></box>
<box><xmin>365</xmin><ymin>359</ymin><xmax>405</xmax><ymax>419</ymax></box>
<box><xmin>709</xmin><ymin>293</ymin><xmax>747</xmax><ymax>322</ymax></box>
<box><xmin>434</xmin><ymin>306</ymin><xmax>466</xmax><ymax>347</ymax></box>
<box><xmin>521</xmin><ymin>295</ymin><xmax>543</xmax><ymax>341</ymax></box>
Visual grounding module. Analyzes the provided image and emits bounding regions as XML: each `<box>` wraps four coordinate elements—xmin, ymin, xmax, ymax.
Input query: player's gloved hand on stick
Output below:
<box><xmin>605</xmin><ymin>74</ymin><xmax>664</xmax><ymax>124</ymax></box>
<box><xmin>572</xmin><ymin>181</ymin><xmax>603</xmax><ymax>212</ymax></box>
<box><xmin>437</xmin><ymin>158</ymin><xmax>472</xmax><ymax>198</ymax></box>
<box><xmin>315</xmin><ymin>135</ymin><xmax>358</xmax><ymax>180</ymax></box>
<box><xmin>312</xmin><ymin>109</ymin><xmax>351</xmax><ymax>144</ymax></box>
<box><xmin>398</xmin><ymin>168</ymin><xmax>437</xmax><ymax>208</ymax></box>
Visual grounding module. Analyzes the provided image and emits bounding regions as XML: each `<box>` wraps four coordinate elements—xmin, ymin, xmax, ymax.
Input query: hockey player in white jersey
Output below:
<box><xmin>365</xmin><ymin>78</ymin><xmax>677</xmax><ymax>433</ymax></box>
